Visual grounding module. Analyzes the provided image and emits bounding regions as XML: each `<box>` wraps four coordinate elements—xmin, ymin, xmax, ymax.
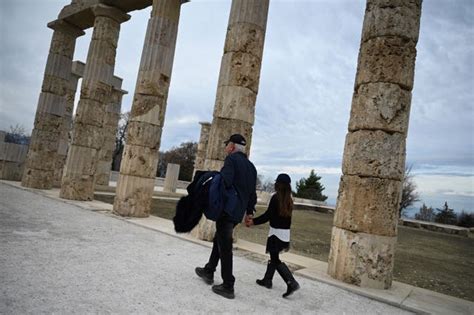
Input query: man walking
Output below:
<box><xmin>195</xmin><ymin>134</ymin><xmax>257</xmax><ymax>299</ymax></box>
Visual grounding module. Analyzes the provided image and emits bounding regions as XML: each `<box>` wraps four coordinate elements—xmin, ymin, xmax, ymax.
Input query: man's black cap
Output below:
<box><xmin>224</xmin><ymin>134</ymin><xmax>246</xmax><ymax>146</ymax></box>
<box><xmin>276</xmin><ymin>173</ymin><xmax>291</xmax><ymax>184</ymax></box>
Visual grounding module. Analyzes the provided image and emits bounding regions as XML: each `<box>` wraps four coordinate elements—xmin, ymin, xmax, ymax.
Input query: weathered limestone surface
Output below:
<box><xmin>96</xmin><ymin>78</ymin><xmax>127</xmax><ymax>186</ymax></box>
<box><xmin>193</xmin><ymin>122</ymin><xmax>211</xmax><ymax>172</ymax></box>
<box><xmin>328</xmin><ymin>227</ymin><xmax>396</xmax><ymax>290</ymax></box>
<box><xmin>114</xmin><ymin>0</ymin><xmax>184</xmax><ymax>217</ymax></box>
<box><xmin>333</xmin><ymin>175</ymin><xmax>402</xmax><ymax>237</ymax></box>
<box><xmin>60</xmin><ymin>5</ymin><xmax>130</xmax><ymax>200</ymax></box>
<box><xmin>328</xmin><ymin>0</ymin><xmax>422</xmax><ymax>289</ymax></box>
<box><xmin>342</xmin><ymin>130</ymin><xmax>406</xmax><ymax>180</ymax></box>
<box><xmin>0</xmin><ymin>136</ymin><xmax>29</xmax><ymax>181</ymax></box>
<box><xmin>22</xmin><ymin>21</ymin><xmax>84</xmax><ymax>190</ymax></box>
<box><xmin>196</xmin><ymin>0</ymin><xmax>269</xmax><ymax>241</ymax></box>
<box><xmin>163</xmin><ymin>163</ymin><xmax>180</xmax><ymax>193</ymax></box>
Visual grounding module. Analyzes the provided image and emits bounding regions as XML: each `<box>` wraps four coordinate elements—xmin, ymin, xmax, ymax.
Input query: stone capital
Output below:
<box><xmin>91</xmin><ymin>4</ymin><xmax>130</xmax><ymax>24</ymax></box>
<box><xmin>48</xmin><ymin>19</ymin><xmax>85</xmax><ymax>37</ymax></box>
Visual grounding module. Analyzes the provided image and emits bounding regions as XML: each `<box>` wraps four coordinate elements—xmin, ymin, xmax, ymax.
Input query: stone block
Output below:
<box><xmin>130</xmin><ymin>93</ymin><xmax>166</xmax><ymax>125</ymax></box>
<box><xmin>50</xmin><ymin>31</ymin><xmax>76</xmax><ymax>58</ymax></box>
<box><xmin>119</xmin><ymin>144</ymin><xmax>158</xmax><ymax>178</ymax></box>
<box><xmin>37</xmin><ymin>92</ymin><xmax>67</xmax><ymax>117</ymax></box>
<box><xmin>342</xmin><ymin>130</ymin><xmax>405</xmax><ymax>180</ymax></box>
<box><xmin>80</xmin><ymin>80</ymin><xmax>112</xmax><ymax>104</ymax></box>
<box><xmin>92</xmin><ymin>16</ymin><xmax>120</xmax><ymax>48</ymax></box>
<box><xmin>228</xmin><ymin>0</ymin><xmax>270</xmax><ymax>29</ymax></box>
<box><xmin>362</xmin><ymin>0</ymin><xmax>422</xmax><ymax>42</ymax></box>
<box><xmin>44</xmin><ymin>53</ymin><xmax>73</xmax><ymax>80</ymax></box>
<box><xmin>71</xmin><ymin>122</ymin><xmax>104</xmax><ymax>150</ymax></box>
<box><xmin>355</xmin><ymin>37</ymin><xmax>417</xmax><ymax>91</ymax></box>
<box><xmin>333</xmin><ymin>175</ymin><xmax>402</xmax><ymax>237</ymax></box>
<box><xmin>0</xmin><ymin>161</ymin><xmax>24</xmax><ymax>181</ymax></box>
<box><xmin>224</xmin><ymin>22</ymin><xmax>265</xmax><ymax>57</ymax></box>
<box><xmin>203</xmin><ymin>158</ymin><xmax>224</xmax><ymax>172</ymax></box>
<box><xmin>60</xmin><ymin>173</ymin><xmax>95</xmax><ymax>201</ymax></box>
<box><xmin>218</xmin><ymin>51</ymin><xmax>262</xmax><ymax>94</ymax></box>
<box><xmin>42</xmin><ymin>75</ymin><xmax>69</xmax><ymax>96</ymax></box>
<box><xmin>152</xmin><ymin>0</ymin><xmax>181</xmax><ymax>21</ymax></box>
<box><xmin>127</xmin><ymin>121</ymin><xmax>162</xmax><ymax>149</ymax></box>
<box><xmin>148</xmin><ymin>16</ymin><xmax>179</xmax><ymax>47</ymax></box>
<box><xmin>75</xmin><ymin>99</ymin><xmax>105</xmax><ymax>127</ymax></box>
<box><xmin>213</xmin><ymin>86</ymin><xmax>257</xmax><ymax>124</ymax></box>
<box><xmin>23</xmin><ymin>149</ymin><xmax>56</xmax><ymax>171</ymax></box>
<box><xmin>163</xmin><ymin>163</ymin><xmax>180</xmax><ymax>193</ymax></box>
<box><xmin>21</xmin><ymin>168</ymin><xmax>54</xmax><ymax>189</ymax></box>
<box><xmin>138</xmin><ymin>43</ymin><xmax>174</xmax><ymax>76</ymax></box>
<box><xmin>113</xmin><ymin>174</ymin><xmax>155</xmax><ymax>217</ymax></box>
<box><xmin>34</xmin><ymin>113</ymin><xmax>63</xmax><ymax>134</ymax></box>
<box><xmin>29</xmin><ymin>129</ymin><xmax>60</xmax><ymax>152</ymax></box>
<box><xmin>205</xmin><ymin>118</ymin><xmax>253</xmax><ymax>163</ymax></box>
<box><xmin>62</xmin><ymin>145</ymin><xmax>99</xmax><ymax>176</ymax></box>
<box><xmin>135</xmin><ymin>70</ymin><xmax>170</xmax><ymax>96</ymax></box>
<box><xmin>328</xmin><ymin>226</ymin><xmax>396</xmax><ymax>289</ymax></box>
<box><xmin>349</xmin><ymin>82</ymin><xmax>412</xmax><ymax>134</ymax></box>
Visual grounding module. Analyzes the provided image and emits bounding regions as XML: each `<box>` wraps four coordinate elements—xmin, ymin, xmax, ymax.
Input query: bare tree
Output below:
<box><xmin>112</xmin><ymin>112</ymin><xmax>130</xmax><ymax>171</ymax></box>
<box><xmin>399</xmin><ymin>165</ymin><xmax>421</xmax><ymax>217</ymax></box>
<box><xmin>5</xmin><ymin>124</ymin><xmax>30</xmax><ymax>145</ymax></box>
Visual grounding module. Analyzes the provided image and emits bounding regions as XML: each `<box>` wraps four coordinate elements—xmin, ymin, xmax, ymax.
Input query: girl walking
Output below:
<box><xmin>246</xmin><ymin>173</ymin><xmax>300</xmax><ymax>298</ymax></box>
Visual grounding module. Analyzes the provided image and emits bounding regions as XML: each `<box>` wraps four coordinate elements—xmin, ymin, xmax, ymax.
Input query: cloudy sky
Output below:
<box><xmin>0</xmin><ymin>0</ymin><xmax>473</xmax><ymax>213</ymax></box>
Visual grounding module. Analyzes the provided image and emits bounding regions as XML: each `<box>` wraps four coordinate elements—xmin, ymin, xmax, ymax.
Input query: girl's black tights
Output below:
<box><xmin>270</xmin><ymin>251</ymin><xmax>281</xmax><ymax>265</ymax></box>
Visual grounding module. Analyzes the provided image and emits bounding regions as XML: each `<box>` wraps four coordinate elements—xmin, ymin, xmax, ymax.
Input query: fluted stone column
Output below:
<box><xmin>328</xmin><ymin>0</ymin><xmax>422</xmax><ymax>289</ymax></box>
<box><xmin>194</xmin><ymin>0</ymin><xmax>270</xmax><ymax>240</ymax></box>
<box><xmin>113</xmin><ymin>0</ymin><xmax>187</xmax><ymax>217</ymax></box>
<box><xmin>22</xmin><ymin>20</ymin><xmax>84</xmax><ymax>189</ymax></box>
<box><xmin>96</xmin><ymin>77</ymin><xmax>127</xmax><ymax>186</ymax></box>
<box><xmin>60</xmin><ymin>5</ymin><xmax>130</xmax><ymax>200</ymax></box>
<box><xmin>53</xmin><ymin>62</ymin><xmax>83</xmax><ymax>187</ymax></box>
<box><xmin>193</xmin><ymin>121</ymin><xmax>211</xmax><ymax>173</ymax></box>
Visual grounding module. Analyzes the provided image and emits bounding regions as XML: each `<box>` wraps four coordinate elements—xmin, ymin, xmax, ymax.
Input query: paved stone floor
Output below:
<box><xmin>0</xmin><ymin>182</ymin><xmax>414</xmax><ymax>314</ymax></box>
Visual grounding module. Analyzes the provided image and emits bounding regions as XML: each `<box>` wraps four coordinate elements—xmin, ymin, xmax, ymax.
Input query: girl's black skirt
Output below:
<box><xmin>265</xmin><ymin>235</ymin><xmax>290</xmax><ymax>254</ymax></box>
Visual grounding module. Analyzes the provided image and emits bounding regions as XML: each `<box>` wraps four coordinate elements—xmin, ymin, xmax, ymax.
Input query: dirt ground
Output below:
<box><xmin>95</xmin><ymin>195</ymin><xmax>474</xmax><ymax>301</ymax></box>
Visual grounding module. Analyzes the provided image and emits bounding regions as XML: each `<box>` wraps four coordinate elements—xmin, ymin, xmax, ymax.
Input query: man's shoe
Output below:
<box><xmin>211</xmin><ymin>284</ymin><xmax>235</xmax><ymax>299</ymax></box>
<box><xmin>195</xmin><ymin>267</ymin><xmax>214</xmax><ymax>285</ymax></box>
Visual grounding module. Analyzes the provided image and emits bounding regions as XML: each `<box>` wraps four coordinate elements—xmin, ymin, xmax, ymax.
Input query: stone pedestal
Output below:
<box><xmin>163</xmin><ymin>163</ymin><xmax>180</xmax><ymax>193</ymax></box>
<box><xmin>22</xmin><ymin>20</ymin><xmax>84</xmax><ymax>190</ymax></box>
<box><xmin>96</xmin><ymin>77</ymin><xmax>127</xmax><ymax>186</ymax></box>
<box><xmin>194</xmin><ymin>0</ymin><xmax>270</xmax><ymax>240</ymax></box>
<box><xmin>328</xmin><ymin>0</ymin><xmax>422</xmax><ymax>289</ymax></box>
<box><xmin>113</xmin><ymin>0</ymin><xmax>185</xmax><ymax>217</ymax></box>
<box><xmin>60</xmin><ymin>5</ymin><xmax>130</xmax><ymax>200</ymax></box>
<box><xmin>193</xmin><ymin>121</ymin><xmax>211</xmax><ymax>173</ymax></box>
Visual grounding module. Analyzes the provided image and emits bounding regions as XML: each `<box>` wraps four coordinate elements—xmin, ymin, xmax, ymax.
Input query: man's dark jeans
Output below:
<box><xmin>205</xmin><ymin>213</ymin><xmax>237</xmax><ymax>288</ymax></box>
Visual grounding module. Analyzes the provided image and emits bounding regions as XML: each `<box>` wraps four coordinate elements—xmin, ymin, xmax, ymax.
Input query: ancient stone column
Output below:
<box><xmin>327</xmin><ymin>0</ymin><xmax>422</xmax><ymax>289</ymax></box>
<box><xmin>194</xmin><ymin>0</ymin><xmax>270</xmax><ymax>240</ymax></box>
<box><xmin>21</xmin><ymin>20</ymin><xmax>84</xmax><ymax>189</ymax></box>
<box><xmin>53</xmin><ymin>61</ymin><xmax>83</xmax><ymax>187</ymax></box>
<box><xmin>163</xmin><ymin>163</ymin><xmax>180</xmax><ymax>193</ymax></box>
<box><xmin>96</xmin><ymin>77</ymin><xmax>128</xmax><ymax>186</ymax></box>
<box><xmin>193</xmin><ymin>121</ymin><xmax>211</xmax><ymax>173</ymax></box>
<box><xmin>60</xmin><ymin>5</ymin><xmax>130</xmax><ymax>200</ymax></box>
<box><xmin>113</xmin><ymin>0</ymin><xmax>187</xmax><ymax>217</ymax></box>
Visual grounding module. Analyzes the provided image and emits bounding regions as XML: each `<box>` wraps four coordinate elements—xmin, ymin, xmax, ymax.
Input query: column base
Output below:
<box><xmin>21</xmin><ymin>168</ymin><xmax>54</xmax><ymax>190</ymax></box>
<box><xmin>327</xmin><ymin>226</ymin><xmax>396</xmax><ymax>289</ymax></box>
<box><xmin>113</xmin><ymin>174</ymin><xmax>154</xmax><ymax>217</ymax></box>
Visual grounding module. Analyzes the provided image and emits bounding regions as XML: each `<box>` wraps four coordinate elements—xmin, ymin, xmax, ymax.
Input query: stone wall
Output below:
<box><xmin>0</xmin><ymin>132</ymin><xmax>29</xmax><ymax>181</ymax></box>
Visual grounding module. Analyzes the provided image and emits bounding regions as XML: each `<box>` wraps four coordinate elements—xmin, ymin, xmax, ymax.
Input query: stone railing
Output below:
<box><xmin>399</xmin><ymin>218</ymin><xmax>470</xmax><ymax>237</ymax></box>
<box><xmin>0</xmin><ymin>131</ymin><xmax>29</xmax><ymax>181</ymax></box>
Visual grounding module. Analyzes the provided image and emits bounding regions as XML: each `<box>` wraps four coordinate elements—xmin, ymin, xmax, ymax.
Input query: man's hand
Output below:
<box><xmin>244</xmin><ymin>214</ymin><xmax>254</xmax><ymax>227</ymax></box>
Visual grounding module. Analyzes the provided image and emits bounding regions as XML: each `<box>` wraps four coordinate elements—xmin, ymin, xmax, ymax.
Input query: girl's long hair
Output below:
<box><xmin>275</xmin><ymin>182</ymin><xmax>293</xmax><ymax>217</ymax></box>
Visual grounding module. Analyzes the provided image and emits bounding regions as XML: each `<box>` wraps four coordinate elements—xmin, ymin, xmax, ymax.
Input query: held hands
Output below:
<box><xmin>244</xmin><ymin>214</ymin><xmax>254</xmax><ymax>227</ymax></box>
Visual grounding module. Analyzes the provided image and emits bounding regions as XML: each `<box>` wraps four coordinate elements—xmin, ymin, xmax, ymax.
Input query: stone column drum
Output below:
<box><xmin>53</xmin><ymin>62</ymin><xmax>83</xmax><ymax>187</ymax></box>
<box><xmin>193</xmin><ymin>121</ymin><xmax>211</xmax><ymax>173</ymax></box>
<box><xmin>21</xmin><ymin>20</ymin><xmax>84</xmax><ymax>189</ymax></box>
<box><xmin>194</xmin><ymin>0</ymin><xmax>270</xmax><ymax>241</ymax></box>
<box><xmin>96</xmin><ymin>77</ymin><xmax>128</xmax><ymax>186</ymax></box>
<box><xmin>60</xmin><ymin>5</ymin><xmax>130</xmax><ymax>200</ymax></box>
<box><xmin>113</xmin><ymin>0</ymin><xmax>187</xmax><ymax>217</ymax></box>
<box><xmin>328</xmin><ymin>0</ymin><xmax>422</xmax><ymax>289</ymax></box>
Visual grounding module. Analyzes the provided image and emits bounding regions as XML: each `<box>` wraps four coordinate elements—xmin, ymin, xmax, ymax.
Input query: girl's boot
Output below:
<box><xmin>276</xmin><ymin>262</ymin><xmax>300</xmax><ymax>297</ymax></box>
<box><xmin>256</xmin><ymin>260</ymin><xmax>276</xmax><ymax>289</ymax></box>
